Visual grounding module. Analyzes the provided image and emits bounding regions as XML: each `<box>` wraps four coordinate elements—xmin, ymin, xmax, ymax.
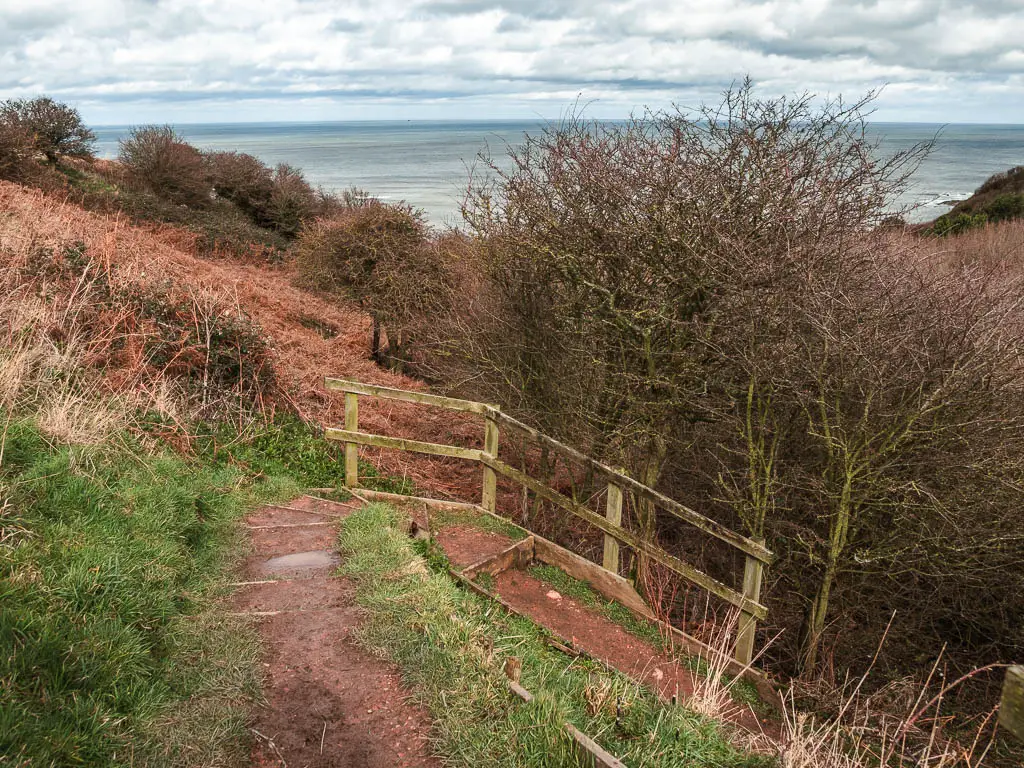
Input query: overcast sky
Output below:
<box><xmin>1</xmin><ymin>0</ymin><xmax>1023</xmax><ymax>125</ymax></box>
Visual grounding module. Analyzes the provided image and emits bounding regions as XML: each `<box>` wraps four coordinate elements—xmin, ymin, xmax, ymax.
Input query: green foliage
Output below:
<box><xmin>982</xmin><ymin>192</ymin><xmax>1024</xmax><ymax>222</ymax></box>
<box><xmin>930</xmin><ymin>165</ymin><xmax>1024</xmax><ymax>234</ymax></box>
<box><xmin>0</xmin><ymin>95</ymin><xmax>96</xmax><ymax>163</ymax></box>
<box><xmin>294</xmin><ymin>200</ymin><xmax>448</xmax><ymax>366</ymax></box>
<box><xmin>930</xmin><ymin>211</ymin><xmax>989</xmax><ymax>236</ymax></box>
<box><xmin>0</xmin><ymin>417</ymin><xmax>298</xmax><ymax>765</ymax></box>
<box><xmin>337</xmin><ymin>503</ymin><xmax>770</xmax><ymax>768</ymax></box>
<box><xmin>929</xmin><ymin>194</ymin><xmax>1024</xmax><ymax>236</ymax></box>
<box><xmin>194</xmin><ymin>412</ymin><xmax>344</xmax><ymax>489</ymax></box>
<box><xmin>411</xmin><ymin>536</ymin><xmax>453</xmax><ymax>574</ymax></box>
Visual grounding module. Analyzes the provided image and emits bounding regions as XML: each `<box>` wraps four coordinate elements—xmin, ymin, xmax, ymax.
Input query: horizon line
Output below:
<box><xmin>89</xmin><ymin>117</ymin><xmax>1024</xmax><ymax>129</ymax></box>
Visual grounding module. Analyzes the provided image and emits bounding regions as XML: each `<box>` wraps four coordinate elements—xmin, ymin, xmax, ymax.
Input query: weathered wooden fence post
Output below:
<box><xmin>603</xmin><ymin>481</ymin><xmax>623</xmax><ymax>574</ymax></box>
<box><xmin>1000</xmin><ymin>665</ymin><xmax>1024</xmax><ymax>741</ymax></box>
<box><xmin>734</xmin><ymin>539</ymin><xmax>765</xmax><ymax>666</ymax></box>
<box><xmin>481</xmin><ymin>411</ymin><xmax>500</xmax><ymax>512</ymax></box>
<box><xmin>344</xmin><ymin>392</ymin><xmax>359</xmax><ymax>487</ymax></box>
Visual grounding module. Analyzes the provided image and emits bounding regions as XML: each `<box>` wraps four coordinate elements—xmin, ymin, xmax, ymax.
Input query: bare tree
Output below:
<box><xmin>295</xmin><ymin>201</ymin><xmax>448</xmax><ymax>368</ymax></box>
<box><xmin>0</xmin><ymin>96</ymin><xmax>95</xmax><ymax>164</ymax></box>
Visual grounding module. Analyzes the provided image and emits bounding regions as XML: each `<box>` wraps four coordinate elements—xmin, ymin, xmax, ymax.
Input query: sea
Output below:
<box><xmin>92</xmin><ymin>121</ymin><xmax>1024</xmax><ymax>228</ymax></box>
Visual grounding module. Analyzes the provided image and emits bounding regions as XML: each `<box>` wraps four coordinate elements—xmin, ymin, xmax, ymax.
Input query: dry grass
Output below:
<box><xmin>0</xmin><ymin>180</ymin><xmax>485</xmax><ymax>497</ymax></box>
<box><xmin>912</xmin><ymin>218</ymin><xmax>1024</xmax><ymax>273</ymax></box>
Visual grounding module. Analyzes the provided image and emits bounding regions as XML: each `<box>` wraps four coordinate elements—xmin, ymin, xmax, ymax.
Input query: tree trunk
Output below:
<box><xmin>631</xmin><ymin>435</ymin><xmax>668</xmax><ymax>597</ymax></box>
<box><xmin>799</xmin><ymin>560</ymin><xmax>838</xmax><ymax>674</ymax></box>
<box><xmin>798</xmin><ymin>468</ymin><xmax>854</xmax><ymax>676</ymax></box>
<box><xmin>371</xmin><ymin>315</ymin><xmax>382</xmax><ymax>363</ymax></box>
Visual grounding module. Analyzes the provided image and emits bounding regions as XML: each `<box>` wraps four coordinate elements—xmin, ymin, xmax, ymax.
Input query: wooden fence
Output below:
<box><xmin>323</xmin><ymin>377</ymin><xmax>773</xmax><ymax>665</ymax></box>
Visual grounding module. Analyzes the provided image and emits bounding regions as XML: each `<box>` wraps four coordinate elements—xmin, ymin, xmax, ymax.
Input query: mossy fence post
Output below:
<box><xmin>344</xmin><ymin>392</ymin><xmax>358</xmax><ymax>487</ymax></box>
<box><xmin>1001</xmin><ymin>665</ymin><xmax>1024</xmax><ymax>741</ymax></box>
<box><xmin>603</xmin><ymin>481</ymin><xmax>623</xmax><ymax>573</ymax></box>
<box><xmin>481</xmin><ymin>413</ymin><xmax>499</xmax><ymax>512</ymax></box>
<box><xmin>735</xmin><ymin>539</ymin><xmax>766</xmax><ymax>666</ymax></box>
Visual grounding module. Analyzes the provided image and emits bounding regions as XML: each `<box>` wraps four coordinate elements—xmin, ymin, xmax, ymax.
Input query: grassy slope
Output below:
<box><xmin>0</xmin><ymin>416</ymin><xmax>307</xmax><ymax>767</ymax></box>
<box><xmin>338</xmin><ymin>503</ymin><xmax>771</xmax><ymax>768</ymax></box>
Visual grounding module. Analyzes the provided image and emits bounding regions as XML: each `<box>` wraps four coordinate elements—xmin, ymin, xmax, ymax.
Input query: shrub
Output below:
<box><xmin>206</xmin><ymin>153</ymin><xmax>316</xmax><ymax>237</ymax></box>
<box><xmin>206</xmin><ymin>150</ymin><xmax>276</xmax><ymax>220</ymax></box>
<box><xmin>0</xmin><ymin>119</ymin><xmax>36</xmax><ymax>181</ymax></box>
<box><xmin>295</xmin><ymin>202</ymin><xmax>445</xmax><ymax>366</ymax></box>
<box><xmin>118</xmin><ymin>125</ymin><xmax>212</xmax><ymax>207</ymax></box>
<box><xmin>982</xmin><ymin>192</ymin><xmax>1024</xmax><ymax>222</ymax></box>
<box><xmin>264</xmin><ymin>163</ymin><xmax>317</xmax><ymax>237</ymax></box>
<box><xmin>931</xmin><ymin>211</ymin><xmax>989</xmax><ymax>235</ymax></box>
<box><xmin>436</xmin><ymin>82</ymin><xmax>1024</xmax><ymax>719</ymax></box>
<box><xmin>0</xmin><ymin>96</ymin><xmax>95</xmax><ymax>164</ymax></box>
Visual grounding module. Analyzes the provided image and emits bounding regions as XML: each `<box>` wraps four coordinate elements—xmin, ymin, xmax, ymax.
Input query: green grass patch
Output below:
<box><xmin>189</xmin><ymin>410</ymin><xmax>413</xmax><ymax>498</ymax></box>
<box><xmin>474</xmin><ymin>571</ymin><xmax>496</xmax><ymax>592</ymax></box>
<box><xmin>337</xmin><ymin>503</ymin><xmax>771</xmax><ymax>768</ymax></box>
<box><xmin>0</xmin><ymin>417</ymin><xmax>300</xmax><ymax>766</ymax></box>
<box><xmin>430</xmin><ymin>505</ymin><xmax>527</xmax><ymax>540</ymax></box>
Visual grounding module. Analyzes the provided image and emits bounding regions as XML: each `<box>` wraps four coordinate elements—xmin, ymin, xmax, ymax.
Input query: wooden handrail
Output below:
<box><xmin>483</xmin><ymin>455</ymin><xmax>767</xmax><ymax>618</ymax></box>
<box><xmin>323</xmin><ymin>376</ymin><xmax>772</xmax><ymax>662</ymax></box>
<box><xmin>325</xmin><ymin>377</ymin><xmax>492</xmax><ymax>414</ymax></box>
<box><xmin>486</xmin><ymin>408</ymin><xmax>774</xmax><ymax>565</ymax></box>
<box><xmin>325</xmin><ymin>428</ymin><xmax>484</xmax><ymax>462</ymax></box>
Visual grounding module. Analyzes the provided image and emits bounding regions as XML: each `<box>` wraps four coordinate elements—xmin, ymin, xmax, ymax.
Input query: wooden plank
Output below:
<box><xmin>481</xmin><ymin>415</ymin><xmax>499</xmax><ymax>512</ymax></box>
<box><xmin>566</xmin><ymin>724</ymin><xmax>627</xmax><ymax>768</ymax></box>
<box><xmin>462</xmin><ymin>536</ymin><xmax>535</xmax><ymax>580</ymax></box>
<box><xmin>533</xmin><ymin>535</ymin><xmax>653</xmax><ymax>620</ymax></box>
<box><xmin>344</xmin><ymin>392</ymin><xmax>359</xmax><ymax>487</ymax></box>
<box><xmin>735</xmin><ymin>548</ymin><xmax>765</xmax><ymax>666</ymax></box>
<box><xmin>1000</xmin><ymin>665</ymin><xmax>1024</xmax><ymax>741</ymax></box>
<box><xmin>488</xmin><ymin>409</ymin><xmax>773</xmax><ymax>565</ymax></box>
<box><xmin>347</xmin><ymin>487</ymin><xmax>480</xmax><ymax>511</ymax></box>
<box><xmin>603</xmin><ymin>481</ymin><xmax>623</xmax><ymax>574</ymax></box>
<box><xmin>484</xmin><ymin>456</ymin><xmax>767</xmax><ymax>619</ymax></box>
<box><xmin>325</xmin><ymin>428</ymin><xmax>483</xmax><ymax>462</ymax></box>
<box><xmin>504</xmin><ymin>677</ymin><xmax>624</xmax><ymax>767</ymax></box>
<box><xmin>325</xmin><ymin>377</ymin><xmax>491</xmax><ymax>414</ymax></box>
<box><xmin>509</xmin><ymin>680</ymin><xmax>533</xmax><ymax>703</ymax></box>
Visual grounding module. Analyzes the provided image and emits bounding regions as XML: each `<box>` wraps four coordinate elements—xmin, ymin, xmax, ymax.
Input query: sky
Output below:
<box><xmin>1</xmin><ymin>0</ymin><xmax>1023</xmax><ymax>125</ymax></box>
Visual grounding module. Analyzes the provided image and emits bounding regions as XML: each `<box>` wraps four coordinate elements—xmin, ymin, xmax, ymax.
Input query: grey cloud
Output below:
<box><xmin>0</xmin><ymin>0</ymin><xmax>1020</xmax><ymax>122</ymax></box>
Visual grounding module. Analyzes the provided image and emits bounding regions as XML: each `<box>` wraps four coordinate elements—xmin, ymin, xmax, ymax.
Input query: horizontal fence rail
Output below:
<box><xmin>322</xmin><ymin>376</ymin><xmax>771</xmax><ymax>664</ymax></box>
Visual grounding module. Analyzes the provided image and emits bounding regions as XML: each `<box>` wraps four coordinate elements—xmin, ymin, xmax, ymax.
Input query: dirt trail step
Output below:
<box><xmin>235</xmin><ymin>495</ymin><xmax>439</xmax><ymax>768</ymax></box>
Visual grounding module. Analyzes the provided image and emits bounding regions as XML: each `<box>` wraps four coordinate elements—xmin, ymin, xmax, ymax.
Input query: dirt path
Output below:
<box><xmin>234</xmin><ymin>496</ymin><xmax>440</xmax><ymax>768</ymax></box>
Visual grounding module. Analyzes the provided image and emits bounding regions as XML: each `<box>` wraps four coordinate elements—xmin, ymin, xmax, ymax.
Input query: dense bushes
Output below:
<box><xmin>0</xmin><ymin>96</ymin><xmax>95</xmax><ymax>164</ymax></box>
<box><xmin>206</xmin><ymin>151</ymin><xmax>318</xmax><ymax>236</ymax></box>
<box><xmin>119</xmin><ymin>125</ymin><xmax>213</xmax><ymax>207</ymax></box>
<box><xmin>422</xmin><ymin>84</ymin><xmax>1024</xmax><ymax>719</ymax></box>
<box><xmin>295</xmin><ymin>200</ymin><xmax>448</xmax><ymax>367</ymax></box>
<box><xmin>0</xmin><ymin>120</ymin><xmax>36</xmax><ymax>181</ymax></box>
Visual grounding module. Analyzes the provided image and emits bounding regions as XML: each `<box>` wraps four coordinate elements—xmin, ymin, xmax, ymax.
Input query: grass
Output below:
<box><xmin>0</xmin><ymin>415</ymin><xmax>302</xmax><ymax>766</ymax></box>
<box><xmin>337</xmin><ymin>502</ymin><xmax>772</xmax><ymax>768</ymax></box>
<box><xmin>430</xmin><ymin>505</ymin><xmax>527</xmax><ymax>540</ymax></box>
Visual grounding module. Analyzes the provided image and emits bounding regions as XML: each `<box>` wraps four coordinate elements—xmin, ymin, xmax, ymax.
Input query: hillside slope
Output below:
<box><xmin>0</xmin><ymin>181</ymin><xmax>482</xmax><ymax>496</ymax></box>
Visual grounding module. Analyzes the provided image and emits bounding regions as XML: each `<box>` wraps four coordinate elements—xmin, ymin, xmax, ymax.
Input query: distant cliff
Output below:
<box><xmin>931</xmin><ymin>165</ymin><xmax>1024</xmax><ymax>234</ymax></box>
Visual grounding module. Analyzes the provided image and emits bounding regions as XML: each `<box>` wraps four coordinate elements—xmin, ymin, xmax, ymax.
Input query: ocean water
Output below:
<box><xmin>92</xmin><ymin>121</ymin><xmax>1024</xmax><ymax>227</ymax></box>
